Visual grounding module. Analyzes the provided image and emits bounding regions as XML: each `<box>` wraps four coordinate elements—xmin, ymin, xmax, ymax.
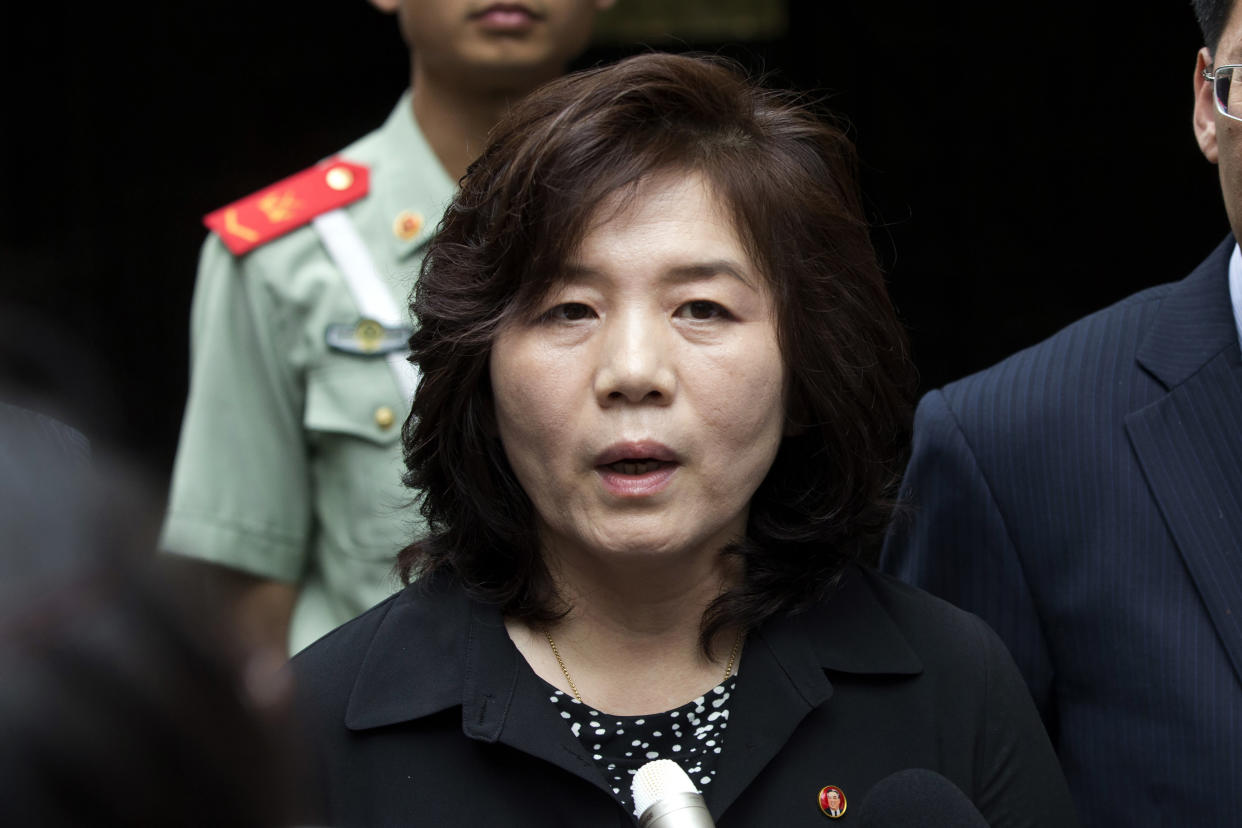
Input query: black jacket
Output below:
<box><xmin>291</xmin><ymin>565</ymin><xmax>1078</xmax><ymax>826</ymax></box>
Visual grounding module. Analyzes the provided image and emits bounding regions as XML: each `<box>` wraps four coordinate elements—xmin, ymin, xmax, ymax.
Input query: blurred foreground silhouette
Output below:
<box><xmin>0</xmin><ymin>402</ymin><xmax>297</xmax><ymax>827</ymax></box>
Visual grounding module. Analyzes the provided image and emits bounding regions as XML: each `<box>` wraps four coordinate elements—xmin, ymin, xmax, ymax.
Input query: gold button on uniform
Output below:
<box><xmin>393</xmin><ymin>210</ymin><xmax>424</xmax><ymax>241</ymax></box>
<box><xmin>374</xmin><ymin>405</ymin><xmax>396</xmax><ymax>430</ymax></box>
<box><xmin>325</xmin><ymin>166</ymin><xmax>354</xmax><ymax>191</ymax></box>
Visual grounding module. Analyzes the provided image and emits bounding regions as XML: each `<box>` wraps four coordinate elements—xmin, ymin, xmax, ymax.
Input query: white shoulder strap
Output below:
<box><xmin>312</xmin><ymin>208</ymin><xmax>419</xmax><ymax>403</ymax></box>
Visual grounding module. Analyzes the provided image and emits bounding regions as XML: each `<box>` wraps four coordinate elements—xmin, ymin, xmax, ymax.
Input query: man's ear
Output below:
<box><xmin>1195</xmin><ymin>47</ymin><xmax>1220</xmax><ymax>164</ymax></box>
<box><xmin>368</xmin><ymin>0</ymin><xmax>400</xmax><ymax>14</ymax></box>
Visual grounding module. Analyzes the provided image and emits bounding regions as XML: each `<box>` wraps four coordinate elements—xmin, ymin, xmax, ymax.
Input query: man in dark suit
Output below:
<box><xmin>881</xmin><ymin>2</ymin><xmax>1242</xmax><ymax>825</ymax></box>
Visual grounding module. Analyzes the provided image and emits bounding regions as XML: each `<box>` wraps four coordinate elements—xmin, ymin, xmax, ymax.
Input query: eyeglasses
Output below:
<box><xmin>1204</xmin><ymin>65</ymin><xmax>1242</xmax><ymax>122</ymax></box>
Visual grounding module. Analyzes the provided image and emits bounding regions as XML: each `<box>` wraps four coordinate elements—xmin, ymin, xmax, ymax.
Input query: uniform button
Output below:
<box><xmin>393</xmin><ymin>210</ymin><xmax>424</xmax><ymax>241</ymax></box>
<box><xmin>325</xmin><ymin>166</ymin><xmax>354</xmax><ymax>191</ymax></box>
<box><xmin>374</xmin><ymin>405</ymin><xmax>396</xmax><ymax>430</ymax></box>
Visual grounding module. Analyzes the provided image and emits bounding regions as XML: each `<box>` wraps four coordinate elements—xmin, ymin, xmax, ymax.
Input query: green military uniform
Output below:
<box><xmin>162</xmin><ymin>93</ymin><xmax>456</xmax><ymax>654</ymax></box>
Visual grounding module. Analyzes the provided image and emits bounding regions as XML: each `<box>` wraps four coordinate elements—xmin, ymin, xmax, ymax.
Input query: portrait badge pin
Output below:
<box><xmin>818</xmin><ymin>785</ymin><xmax>847</xmax><ymax>819</ymax></box>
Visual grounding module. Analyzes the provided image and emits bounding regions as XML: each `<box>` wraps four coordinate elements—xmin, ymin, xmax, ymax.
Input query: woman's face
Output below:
<box><xmin>490</xmin><ymin>171</ymin><xmax>786</xmax><ymax>566</ymax></box>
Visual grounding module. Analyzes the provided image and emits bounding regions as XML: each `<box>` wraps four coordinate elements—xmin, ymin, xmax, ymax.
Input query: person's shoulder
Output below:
<box><xmin>290</xmin><ymin>589</ymin><xmax>402</xmax><ymax>693</ymax></box>
<box><xmin>200</xmin><ymin>111</ymin><xmax>394</xmax><ymax>256</ymax></box>
<box><xmin>290</xmin><ymin>572</ymin><xmax>465</xmax><ymax>694</ymax></box>
<box><xmin>200</xmin><ymin>155</ymin><xmax>373</xmax><ymax>263</ymax></box>
<box><xmin>855</xmin><ymin>566</ymin><xmax>997</xmax><ymax>653</ymax></box>
<box><xmin>803</xmin><ymin>565</ymin><xmax>1010</xmax><ymax>681</ymax></box>
<box><xmin>918</xmin><ymin>248</ymin><xmax>1232</xmax><ymax>441</ymax></box>
<box><xmin>845</xmin><ymin>568</ymin><xmax>1024</xmax><ymax>703</ymax></box>
<box><xmin>949</xmin><ymin>280</ymin><xmax>1173</xmax><ymax>399</ymax></box>
<box><xmin>0</xmin><ymin>403</ymin><xmax>90</xmax><ymax>468</ymax></box>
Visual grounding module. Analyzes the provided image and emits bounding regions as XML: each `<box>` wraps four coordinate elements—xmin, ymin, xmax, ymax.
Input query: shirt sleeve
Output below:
<box><xmin>160</xmin><ymin>234</ymin><xmax>310</xmax><ymax>581</ymax></box>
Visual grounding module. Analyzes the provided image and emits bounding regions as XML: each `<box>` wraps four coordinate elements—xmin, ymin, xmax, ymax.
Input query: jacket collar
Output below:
<box><xmin>364</xmin><ymin>91</ymin><xmax>458</xmax><ymax>265</ymax></box>
<box><xmin>343</xmin><ymin>565</ymin><xmax>922</xmax><ymax>733</ymax></box>
<box><xmin>343</xmin><ymin>575</ymin><xmax>614</xmax><ymax>789</ymax></box>
<box><xmin>344</xmin><ymin>574</ymin><xmax>469</xmax><ymax>730</ymax></box>
<box><xmin>342</xmin><ymin>566</ymin><xmax>924</xmax><ymax>816</ymax></box>
<box><xmin>1136</xmin><ymin>234</ymin><xmax>1238</xmax><ymax>389</ymax></box>
<box><xmin>798</xmin><ymin>566</ymin><xmax>925</xmax><ymax>676</ymax></box>
<box><xmin>708</xmin><ymin>567</ymin><xmax>922</xmax><ymax>817</ymax></box>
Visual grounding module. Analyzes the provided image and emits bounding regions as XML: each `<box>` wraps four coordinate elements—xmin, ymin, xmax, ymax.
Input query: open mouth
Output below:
<box><xmin>603</xmin><ymin>459</ymin><xmax>673</xmax><ymax>475</ymax></box>
<box><xmin>594</xmin><ymin>442</ymin><xmax>678</xmax><ymax>496</ymax></box>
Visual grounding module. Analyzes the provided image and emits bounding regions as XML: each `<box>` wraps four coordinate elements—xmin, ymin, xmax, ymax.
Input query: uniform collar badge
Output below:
<box><xmin>393</xmin><ymin>210</ymin><xmax>424</xmax><ymax>242</ymax></box>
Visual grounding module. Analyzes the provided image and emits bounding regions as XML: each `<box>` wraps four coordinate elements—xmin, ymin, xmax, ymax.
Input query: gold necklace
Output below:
<box><xmin>543</xmin><ymin>627</ymin><xmax>743</xmax><ymax>705</ymax></box>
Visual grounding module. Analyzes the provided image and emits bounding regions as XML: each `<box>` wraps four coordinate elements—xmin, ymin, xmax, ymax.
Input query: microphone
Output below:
<box><xmin>631</xmin><ymin>759</ymin><xmax>716</xmax><ymax>828</ymax></box>
<box><xmin>857</xmin><ymin>769</ymin><xmax>989</xmax><ymax>827</ymax></box>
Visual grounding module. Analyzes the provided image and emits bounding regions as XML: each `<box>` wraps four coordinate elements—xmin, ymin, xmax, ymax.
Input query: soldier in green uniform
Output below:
<box><xmin>163</xmin><ymin>0</ymin><xmax>615</xmax><ymax>656</ymax></box>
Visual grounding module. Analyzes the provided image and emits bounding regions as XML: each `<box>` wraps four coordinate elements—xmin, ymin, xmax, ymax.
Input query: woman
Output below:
<box><xmin>292</xmin><ymin>53</ymin><xmax>1078</xmax><ymax>826</ymax></box>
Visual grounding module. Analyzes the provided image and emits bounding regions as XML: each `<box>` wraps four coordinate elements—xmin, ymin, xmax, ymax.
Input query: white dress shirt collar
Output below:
<box><xmin>1229</xmin><ymin>243</ymin><xmax>1242</xmax><ymax>352</ymax></box>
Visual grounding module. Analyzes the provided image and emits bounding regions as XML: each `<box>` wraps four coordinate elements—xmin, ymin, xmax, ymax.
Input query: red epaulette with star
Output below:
<box><xmin>203</xmin><ymin>158</ymin><xmax>370</xmax><ymax>255</ymax></box>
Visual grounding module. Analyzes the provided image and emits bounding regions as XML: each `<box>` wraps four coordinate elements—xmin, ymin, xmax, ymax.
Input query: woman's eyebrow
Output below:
<box><xmin>664</xmin><ymin>261</ymin><xmax>756</xmax><ymax>289</ymax></box>
<box><xmin>560</xmin><ymin>260</ymin><xmax>756</xmax><ymax>289</ymax></box>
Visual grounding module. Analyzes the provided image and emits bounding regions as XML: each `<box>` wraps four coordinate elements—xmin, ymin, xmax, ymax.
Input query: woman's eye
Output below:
<box><xmin>545</xmin><ymin>302</ymin><xmax>595</xmax><ymax>322</ymax></box>
<box><xmin>677</xmin><ymin>300</ymin><xmax>731</xmax><ymax>320</ymax></box>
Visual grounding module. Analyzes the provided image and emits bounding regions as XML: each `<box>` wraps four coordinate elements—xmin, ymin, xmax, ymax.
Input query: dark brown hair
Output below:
<box><xmin>1194</xmin><ymin>0</ymin><xmax>1235</xmax><ymax>51</ymax></box>
<box><xmin>398</xmin><ymin>53</ymin><xmax>914</xmax><ymax>649</ymax></box>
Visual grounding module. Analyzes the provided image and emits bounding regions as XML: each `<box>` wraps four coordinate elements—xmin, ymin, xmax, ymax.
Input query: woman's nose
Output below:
<box><xmin>593</xmin><ymin>312</ymin><xmax>676</xmax><ymax>406</ymax></box>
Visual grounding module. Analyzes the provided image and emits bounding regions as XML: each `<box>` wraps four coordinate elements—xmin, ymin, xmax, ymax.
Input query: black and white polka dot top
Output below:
<box><xmin>546</xmin><ymin>677</ymin><xmax>737</xmax><ymax>816</ymax></box>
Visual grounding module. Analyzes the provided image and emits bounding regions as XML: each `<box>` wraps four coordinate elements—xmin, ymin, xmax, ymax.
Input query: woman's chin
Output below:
<box><xmin>561</xmin><ymin>524</ymin><xmax>740</xmax><ymax>569</ymax></box>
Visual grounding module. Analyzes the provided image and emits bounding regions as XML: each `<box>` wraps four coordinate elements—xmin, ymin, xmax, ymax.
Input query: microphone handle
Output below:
<box><xmin>637</xmin><ymin>792</ymin><xmax>716</xmax><ymax>828</ymax></box>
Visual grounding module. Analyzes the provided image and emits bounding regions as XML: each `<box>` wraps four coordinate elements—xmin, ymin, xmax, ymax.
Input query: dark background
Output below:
<box><xmin>1</xmin><ymin>2</ymin><xmax>1226</xmax><ymax>490</ymax></box>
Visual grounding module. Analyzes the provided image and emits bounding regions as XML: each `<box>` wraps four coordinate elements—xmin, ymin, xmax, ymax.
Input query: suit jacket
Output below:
<box><xmin>881</xmin><ymin>236</ymin><xmax>1242</xmax><ymax>827</ymax></box>
<box><xmin>290</xmin><ymin>566</ymin><xmax>1077</xmax><ymax>827</ymax></box>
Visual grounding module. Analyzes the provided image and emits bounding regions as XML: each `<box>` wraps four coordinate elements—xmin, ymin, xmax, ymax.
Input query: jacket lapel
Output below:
<box><xmin>343</xmin><ymin>569</ymin><xmax>925</xmax><ymax>819</ymax></box>
<box><xmin>709</xmin><ymin>568</ymin><xmax>922</xmax><ymax>820</ymax></box>
<box><xmin>345</xmin><ymin>579</ymin><xmax>613</xmax><ymax>795</ymax></box>
<box><xmin>460</xmin><ymin>600</ymin><xmax>612</xmax><ymax>795</ymax></box>
<box><xmin>1126</xmin><ymin>236</ymin><xmax>1242</xmax><ymax>687</ymax></box>
<box><xmin>344</xmin><ymin>581</ymin><xmax>468</xmax><ymax>730</ymax></box>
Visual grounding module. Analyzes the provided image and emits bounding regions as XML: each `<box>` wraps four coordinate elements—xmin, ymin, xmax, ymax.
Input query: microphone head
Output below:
<box><xmin>858</xmin><ymin>768</ymin><xmax>989</xmax><ymax>828</ymax></box>
<box><xmin>631</xmin><ymin>759</ymin><xmax>699</xmax><ymax>817</ymax></box>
